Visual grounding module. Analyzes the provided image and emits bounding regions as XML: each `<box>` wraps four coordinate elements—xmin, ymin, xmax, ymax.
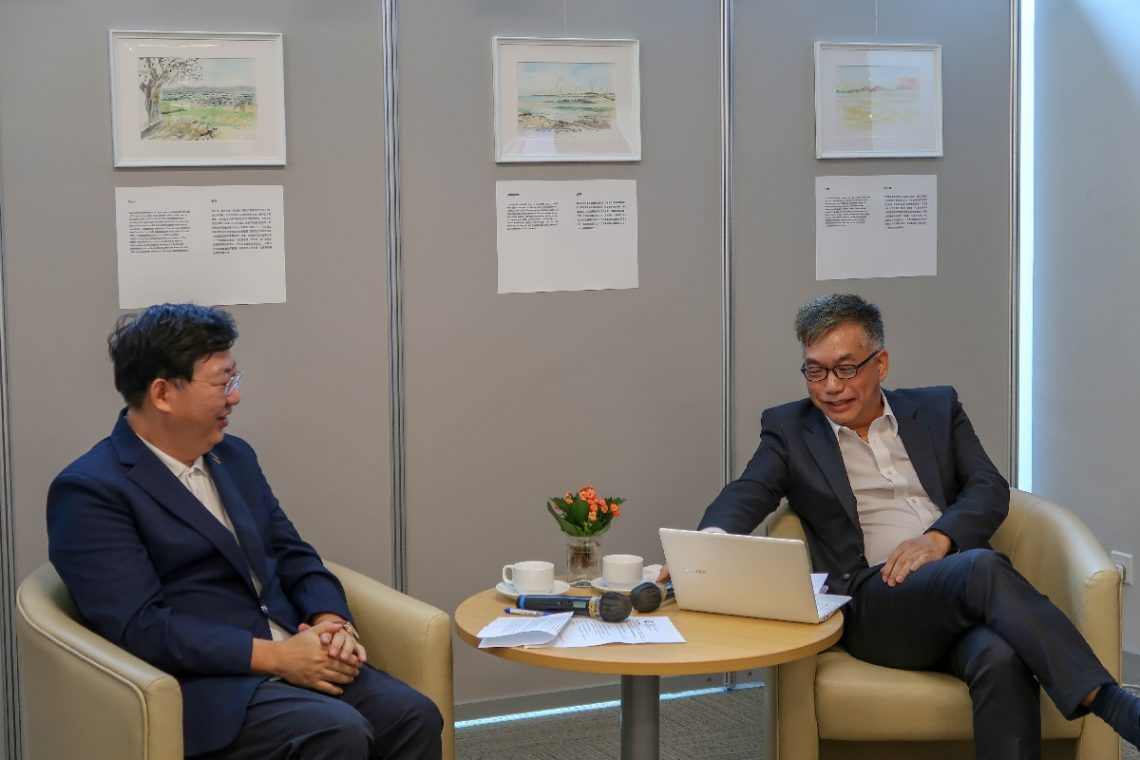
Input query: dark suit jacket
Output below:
<box><xmin>47</xmin><ymin>411</ymin><xmax>353</xmax><ymax>756</ymax></box>
<box><xmin>699</xmin><ymin>386</ymin><xmax>1010</xmax><ymax>596</ymax></box>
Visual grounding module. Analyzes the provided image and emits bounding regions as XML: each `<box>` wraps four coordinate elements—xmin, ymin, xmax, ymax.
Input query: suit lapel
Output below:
<box><xmin>206</xmin><ymin>452</ymin><xmax>270</xmax><ymax>588</ymax></box>
<box><xmin>112</xmin><ymin>413</ymin><xmax>260</xmax><ymax>594</ymax></box>
<box><xmin>887</xmin><ymin>390</ymin><xmax>948</xmax><ymax>509</ymax></box>
<box><xmin>801</xmin><ymin>408</ymin><xmax>861</xmax><ymax>529</ymax></box>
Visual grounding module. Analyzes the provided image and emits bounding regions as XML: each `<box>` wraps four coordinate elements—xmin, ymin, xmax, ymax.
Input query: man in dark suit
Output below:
<box><xmin>692</xmin><ymin>293</ymin><xmax>1140</xmax><ymax>759</ymax></box>
<box><xmin>48</xmin><ymin>303</ymin><xmax>442</xmax><ymax>759</ymax></box>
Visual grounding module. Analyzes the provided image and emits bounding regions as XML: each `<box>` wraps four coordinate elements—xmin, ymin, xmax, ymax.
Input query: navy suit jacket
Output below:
<box><xmin>699</xmin><ymin>386</ymin><xmax>1010</xmax><ymax>596</ymax></box>
<box><xmin>47</xmin><ymin>411</ymin><xmax>353</xmax><ymax>756</ymax></box>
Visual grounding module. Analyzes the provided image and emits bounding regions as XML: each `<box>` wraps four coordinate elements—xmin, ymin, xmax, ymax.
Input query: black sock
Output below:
<box><xmin>1089</xmin><ymin>683</ymin><xmax>1140</xmax><ymax>747</ymax></box>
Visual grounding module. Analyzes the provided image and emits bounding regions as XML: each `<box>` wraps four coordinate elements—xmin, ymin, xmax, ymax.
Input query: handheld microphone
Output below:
<box><xmin>515</xmin><ymin>591</ymin><xmax>632</xmax><ymax>622</ymax></box>
<box><xmin>629</xmin><ymin>580</ymin><xmax>675</xmax><ymax>613</ymax></box>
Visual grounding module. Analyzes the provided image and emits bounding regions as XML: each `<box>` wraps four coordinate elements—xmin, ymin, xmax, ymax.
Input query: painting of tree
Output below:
<box><xmin>138</xmin><ymin>57</ymin><xmax>203</xmax><ymax>134</ymax></box>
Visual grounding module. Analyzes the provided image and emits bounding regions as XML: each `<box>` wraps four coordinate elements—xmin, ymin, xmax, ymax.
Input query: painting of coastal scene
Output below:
<box><xmin>516</xmin><ymin>61</ymin><xmax>616</xmax><ymax>135</ymax></box>
<box><xmin>835</xmin><ymin>64</ymin><xmax>922</xmax><ymax>133</ymax></box>
<box><xmin>138</xmin><ymin>57</ymin><xmax>257</xmax><ymax>141</ymax></box>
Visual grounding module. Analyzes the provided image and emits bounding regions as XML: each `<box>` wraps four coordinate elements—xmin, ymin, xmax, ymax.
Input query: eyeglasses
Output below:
<box><xmin>800</xmin><ymin>351</ymin><xmax>879</xmax><ymax>383</ymax></box>
<box><xmin>189</xmin><ymin>369</ymin><xmax>242</xmax><ymax>396</ymax></box>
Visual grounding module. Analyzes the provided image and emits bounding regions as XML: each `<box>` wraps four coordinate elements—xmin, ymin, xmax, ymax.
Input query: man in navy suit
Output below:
<box><xmin>691</xmin><ymin>294</ymin><xmax>1140</xmax><ymax>759</ymax></box>
<box><xmin>48</xmin><ymin>303</ymin><xmax>442</xmax><ymax>759</ymax></box>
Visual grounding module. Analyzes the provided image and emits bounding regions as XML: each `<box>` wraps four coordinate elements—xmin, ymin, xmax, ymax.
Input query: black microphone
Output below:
<box><xmin>629</xmin><ymin>581</ymin><xmax>675</xmax><ymax>613</ymax></box>
<box><xmin>515</xmin><ymin>591</ymin><xmax>632</xmax><ymax>622</ymax></box>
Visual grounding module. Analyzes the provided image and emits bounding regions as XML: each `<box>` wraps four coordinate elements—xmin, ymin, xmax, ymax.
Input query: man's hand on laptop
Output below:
<box><xmin>881</xmin><ymin>531</ymin><xmax>951</xmax><ymax>587</ymax></box>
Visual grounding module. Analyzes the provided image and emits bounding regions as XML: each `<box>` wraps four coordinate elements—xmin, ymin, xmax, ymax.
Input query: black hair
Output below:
<box><xmin>794</xmin><ymin>293</ymin><xmax>884</xmax><ymax>349</ymax></box>
<box><xmin>108</xmin><ymin>303</ymin><xmax>238</xmax><ymax>408</ymax></box>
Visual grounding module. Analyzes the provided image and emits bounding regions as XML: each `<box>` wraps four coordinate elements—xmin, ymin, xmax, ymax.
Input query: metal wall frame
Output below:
<box><xmin>383</xmin><ymin>0</ymin><xmax>407</xmax><ymax>593</ymax></box>
<box><xmin>0</xmin><ymin>158</ymin><xmax>22</xmax><ymax>760</ymax></box>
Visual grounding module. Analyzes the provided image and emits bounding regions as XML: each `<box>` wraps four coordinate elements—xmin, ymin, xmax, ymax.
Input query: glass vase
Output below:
<box><xmin>565</xmin><ymin>535</ymin><xmax>602</xmax><ymax>588</ymax></box>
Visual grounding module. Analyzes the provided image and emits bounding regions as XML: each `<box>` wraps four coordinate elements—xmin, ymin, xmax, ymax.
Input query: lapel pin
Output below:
<box><xmin>210</xmin><ymin>453</ymin><xmax>221</xmax><ymax>464</ymax></box>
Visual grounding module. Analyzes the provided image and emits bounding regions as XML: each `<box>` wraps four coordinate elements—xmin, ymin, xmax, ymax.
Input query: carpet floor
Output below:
<box><xmin>456</xmin><ymin>683</ymin><xmax>1140</xmax><ymax>760</ymax></box>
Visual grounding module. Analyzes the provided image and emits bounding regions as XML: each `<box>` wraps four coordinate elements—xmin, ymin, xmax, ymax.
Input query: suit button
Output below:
<box><xmin>841</xmin><ymin>573</ymin><xmax>852</xmax><ymax>581</ymax></box>
<box><xmin>259</xmin><ymin>604</ymin><xmax>269</xmax><ymax>615</ymax></box>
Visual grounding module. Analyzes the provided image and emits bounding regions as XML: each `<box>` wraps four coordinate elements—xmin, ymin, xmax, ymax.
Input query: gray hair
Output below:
<box><xmin>794</xmin><ymin>293</ymin><xmax>884</xmax><ymax>349</ymax></box>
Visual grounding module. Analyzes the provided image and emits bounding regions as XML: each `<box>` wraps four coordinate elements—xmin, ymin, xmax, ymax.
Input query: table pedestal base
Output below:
<box><xmin>620</xmin><ymin>674</ymin><xmax>660</xmax><ymax>760</ymax></box>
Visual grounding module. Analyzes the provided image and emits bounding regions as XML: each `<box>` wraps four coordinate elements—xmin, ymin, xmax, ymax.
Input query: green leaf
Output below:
<box><xmin>547</xmin><ymin>501</ymin><xmax>585</xmax><ymax>536</ymax></box>
<box><xmin>568</xmin><ymin>498</ymin><xmax>589</xmax><ymax>525</ymax></box>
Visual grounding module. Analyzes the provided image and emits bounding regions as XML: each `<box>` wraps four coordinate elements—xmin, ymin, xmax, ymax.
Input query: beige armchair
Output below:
<box><xmin>770</xmin><ymin>488</ymin><xmax>1122</xmax><ymax>760</ymax></box>
<box><xmin>16</xmin><ymin>560</ymin><xmax>455</xmax><ymax>760</ymax></box>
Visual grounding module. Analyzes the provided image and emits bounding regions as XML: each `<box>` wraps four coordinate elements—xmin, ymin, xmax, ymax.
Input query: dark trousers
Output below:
<box><xmin>190</xmin><ymin>665</ymin><xmax>443</xmax><ymax>760</ymax></box>
<box><xmin>841</xmin><ymin>548</ymin><xmax>1113</xmax><ymax>760</ymax></box>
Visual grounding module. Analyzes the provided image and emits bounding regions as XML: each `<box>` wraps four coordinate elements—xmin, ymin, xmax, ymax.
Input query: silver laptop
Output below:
<box><xmin>659</xmin><ymin>528</ymin><xmax>851</xmax><ymax>624</ymax></box>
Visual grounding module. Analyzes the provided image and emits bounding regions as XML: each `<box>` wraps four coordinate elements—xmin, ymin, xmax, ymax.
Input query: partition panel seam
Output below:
<box><xmin>720</xmin><ymin>0</ymin><xmax>735</xmax><ymax>487</ymax></box>
<box><xmin>383</xmin><ymin>0</ymin><xmax>407</xmax><ymax>592</ymax></box>
<box><xmin>0</xmin><ymin>180</ymin><xmax>23</xmax><ymax>759</ymax></box>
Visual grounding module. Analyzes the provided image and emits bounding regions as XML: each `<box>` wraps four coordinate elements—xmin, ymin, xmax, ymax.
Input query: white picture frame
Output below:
<box><xmin>493</xmin><ymin>37</ymin><xmax>641</xmax><ymax>163</ymax></box>
<box><xmin>109</xmin><ymin>31</ymin><xmax>286</xmax><ymax>167</ymax></box>
<box><xmin>814</xmin><ymin>42</ymin><xmax>943</xmax><ymax>159</ymax></box>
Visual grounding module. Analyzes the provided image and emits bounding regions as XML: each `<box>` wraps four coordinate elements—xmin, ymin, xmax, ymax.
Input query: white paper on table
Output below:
<box><xmin>811</xmin><ymin>573</ymin><xmax>828</xmax><ymax>594</ymax></box>
<box><xmin>536</xmin><ymin>615</ymin><xmax>686</xmax><ymax>648</ymax></box>
<box><xmin>477</xmin><ymin>612</ymin><xmax>573</xmax><ymax>648</ymax></box>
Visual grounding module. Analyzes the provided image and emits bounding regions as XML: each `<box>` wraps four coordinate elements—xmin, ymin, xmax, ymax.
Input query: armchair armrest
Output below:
<box><xmin>325</xmin><ymin>561</ymin><xmax>455</xmax><ymax>759</ymax></box>
<box><xmin>997</xmin><ymin>490</ymin><xmax>1122</xmax><ymax>759</ymax></box>
<box><xmin>996</xmin><ymin>491</ymin><xmax>1122</xmax><ymax>678</ymax></box>
<box><xmin>16</xmin><ymin>563</ymin><xmax>183</xmax><ymax>760</ymax></box>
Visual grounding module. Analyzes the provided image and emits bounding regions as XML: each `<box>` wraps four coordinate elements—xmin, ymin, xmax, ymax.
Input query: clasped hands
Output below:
<box><xmin>262</xmin><ymin>616</ymin><xmax>368</xmax><ymax>697</ymax></box>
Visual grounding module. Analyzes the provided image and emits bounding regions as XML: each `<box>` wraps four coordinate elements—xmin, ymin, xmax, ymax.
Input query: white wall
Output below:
<box><xmin>1032</xmin><ymin>0</ymin><xmax>1140</xmax><ymax>654</ymax></box>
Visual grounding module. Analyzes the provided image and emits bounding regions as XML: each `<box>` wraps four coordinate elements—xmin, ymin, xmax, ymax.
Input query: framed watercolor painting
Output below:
<box><xmin>493</xmin><ymin>37</ymin><xmax>641</xmax><ymax>163</ymax></box>
<box><xmin>815</xmin><ymin>42</ymin><xmax>943</xmax><ymax>159</ymax></box>
<box><xmin>109</xmin><ymin>31</ymin><xmax>286</xmax><ymax>167</ymax></box>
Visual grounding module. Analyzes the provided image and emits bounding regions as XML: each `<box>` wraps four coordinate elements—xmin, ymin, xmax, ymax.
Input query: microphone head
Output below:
<box><xmin>629</xmin><ymin>581</ymin><xmax>663</xmax><ymax>613</ymax></box>
<box><xmin>595</xmin><ymin>591</ymin><xmax>633</xmax><ymax>622</ymax></box>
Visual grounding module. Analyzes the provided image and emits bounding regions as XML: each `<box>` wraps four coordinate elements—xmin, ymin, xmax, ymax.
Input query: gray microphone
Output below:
<box><xmin>516</xmin><ymin>591</ymin><xmax>632</xmax><ymax>622</ymax></box>
<box><xmin>629</xmin><ymin>580</ymin><xmax>674</xmax><ymax>613</ymax></box>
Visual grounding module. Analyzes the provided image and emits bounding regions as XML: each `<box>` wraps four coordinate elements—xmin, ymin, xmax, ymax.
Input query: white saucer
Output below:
<box><xmin>496</xmin><ymin>580</ymin><xmax>571</xmax><ymax>599</ymax></box>
<box><xmin>590</xmin><ymin>577</ymin><xmax>643</xmax><ymax>593</ymax></box>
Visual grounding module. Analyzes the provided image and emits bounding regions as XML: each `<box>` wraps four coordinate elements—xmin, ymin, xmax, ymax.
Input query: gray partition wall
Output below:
<box><xmin>731</xmin><ymin>1</ymin><xmax>1014</xmax><ymax>480</ymax></box>
<box><xmin>0</xmin><ymin>0</ymin><xmax>395</xmax><ymax>580</ymax></box>
<box><xmin>396</xmin><ymin>1</ymin><xmax>726</xmax><ymax>705</ymax></box>
<box><xmin>0</xmin><ymin>0</ymin><xmax>1016</xmax><ymax>748</ymax></box>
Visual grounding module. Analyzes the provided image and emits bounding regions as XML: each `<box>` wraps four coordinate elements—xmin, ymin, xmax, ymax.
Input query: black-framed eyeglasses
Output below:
<box><xmin>189</xmin><ymin>369</ymin><xmax>242</xmax><ymax>396</ymax></box>
<box><xmin>800</xmin><ymin>351</ymin><xmax>879</xmax><ymax>383</ymax></box>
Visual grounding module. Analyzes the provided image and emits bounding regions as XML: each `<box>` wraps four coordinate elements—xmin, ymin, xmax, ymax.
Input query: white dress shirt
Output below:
<box><xmin>827</xmin><ymin>394</ymin><xmax>942</xmax><ymax>566</ymax></box>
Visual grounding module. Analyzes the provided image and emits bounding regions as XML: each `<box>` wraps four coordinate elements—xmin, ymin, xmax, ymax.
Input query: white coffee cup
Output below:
<box><xmin>502</xmin><ymin>560</ymin><xmax>555</xmax><ymax>594</ymax></box>
<box><xmin>602</xmin><ymin>554</ymin><xmax>644</xmax><ymax>588</ymax></box>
